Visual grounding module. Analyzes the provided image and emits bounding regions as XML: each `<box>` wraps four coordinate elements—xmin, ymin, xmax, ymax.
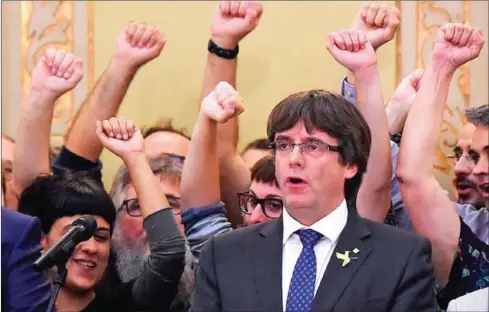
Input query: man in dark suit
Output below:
<box><xmin>190</xmin><ymin>28</ymin><xmax>437</xmax><ymax>311</ymax></box>
<box><xmin>2</xmin><ymin>207</ymin><xmax>53</xmax><ymax>312</ymax></box>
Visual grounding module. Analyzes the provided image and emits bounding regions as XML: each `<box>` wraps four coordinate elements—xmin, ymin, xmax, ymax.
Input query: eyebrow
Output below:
<box><xmin>274</xmin><ymin>135</ymin><xmax>324</xmax><ymax>143</ymax></box>
<box><xmin>62</xmin><ymin>224</ymin><xmax>110</xmax><ymax>233</ymax></box>
<box><xmin>264</xmin><ymin>195</ymin><xmax>283</xmax><ymax>200</ymax></box>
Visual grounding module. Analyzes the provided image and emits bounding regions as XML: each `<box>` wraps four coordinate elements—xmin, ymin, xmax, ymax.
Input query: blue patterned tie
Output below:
<box><xmin>285</xmin><ymin>229</ymin><xmax>323</xmax><ymax>312</ymax></box>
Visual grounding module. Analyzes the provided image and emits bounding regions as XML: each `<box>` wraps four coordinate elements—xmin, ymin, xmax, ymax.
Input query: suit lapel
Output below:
<box><xmin>250</xmin><ymin>218</ymin><xmax>284</xmax><ymax>312</ymax></box>
<box><xmin>312</xmin><ymin>211</ymin><xmax>372</xmax><ymax>312</ymax></box>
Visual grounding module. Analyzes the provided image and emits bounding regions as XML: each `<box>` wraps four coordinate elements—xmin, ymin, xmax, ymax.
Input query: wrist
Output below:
<box><xmin>210</xmin><ymin>35</ymin><xmax>239</xmax><ymax>50</ymax></box>
<box><xmin>429</xmin><ymin>59</ymin><xmax>456</xmax><ymax>78</ymax></box>
<box><xmin>109</xmin><ymin>55</ymin><xmax>140</xmax><ymax>77</ymax></box>
<box><xmin>26</xmin><ymin>88</ymin><xmax>59</xmax><ymax>104</ymax></box>
<box><xmin>351</xmin><ymin>63</ymin><xmax>379</xmax><ymax>81</ymax></box>
<box><xmin>122</xmin><ymin>152</ymin><xmax>147</xmax><ymax>168</ymax></box>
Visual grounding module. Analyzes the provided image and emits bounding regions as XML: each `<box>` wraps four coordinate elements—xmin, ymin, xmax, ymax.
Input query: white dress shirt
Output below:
<box><xmin>282</xmin><ymin>200</ymin><xmax>348</xmax><ymax>309</ymax></box>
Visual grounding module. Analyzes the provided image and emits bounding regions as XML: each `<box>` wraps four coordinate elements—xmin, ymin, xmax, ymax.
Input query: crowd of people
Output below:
<box><xmin>1</xmin><ymin>1</ymin><xmax>488</xmax><ymax>312</ymax></box>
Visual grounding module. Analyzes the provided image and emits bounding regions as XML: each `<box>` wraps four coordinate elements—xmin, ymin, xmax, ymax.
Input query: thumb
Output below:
<box><xmin>325</xmin><ymin>34</ymin><xmax>338</xmax><ymax>54</ymax></box>
<box><xmin>245</xmin><ymin>8</ymin><xmax>258</xmax><ymax>26</ymax></box>
<box><xmin>408</xmin><ymin>68</ymin><xmax>424</xmax><ymax>90</ymax></box>
<box><xmin>95</xmin><ymin>120</ymin><xmax>110</xmax><ymax>146</ymax></box>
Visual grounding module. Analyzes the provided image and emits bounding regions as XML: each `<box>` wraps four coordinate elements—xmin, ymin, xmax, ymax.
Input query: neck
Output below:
<box><xmin>287</xmin><ymin>196</ymin><xmax>344</xmax><ymax>226</ymax></box>
<box><xmin>56</xmin><ymin>287</ymin><xmax>95</xmax><ymax>312</ymax></box>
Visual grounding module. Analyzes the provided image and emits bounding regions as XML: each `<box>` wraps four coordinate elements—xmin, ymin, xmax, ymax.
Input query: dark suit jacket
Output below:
<box><xmin>190</xmin><ymin>210</ymin><xmax>437</xmax><ymax>312</ymax></box>
<box><xmin>1</xmin><ymin>207</ymin><xmax>53</xmax><ymax>312</ymax></box>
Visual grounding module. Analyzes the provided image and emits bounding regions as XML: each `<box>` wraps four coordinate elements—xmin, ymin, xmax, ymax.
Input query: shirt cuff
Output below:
<box><xmin>341</xmin><ymin>76</ymin><xmax>357</xmax><ymax>105</ymax></box>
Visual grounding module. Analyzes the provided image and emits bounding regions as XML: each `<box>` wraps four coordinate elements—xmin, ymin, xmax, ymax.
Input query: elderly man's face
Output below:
<box><xmin>111</xmin><ymin>174</ymin><xmax>182</xmax><ymax>282</ymax></box>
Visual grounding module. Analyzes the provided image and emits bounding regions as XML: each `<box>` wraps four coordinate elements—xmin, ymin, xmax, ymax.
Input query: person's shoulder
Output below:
<box><xmin>361</xmin><ymin>216</ymin><xmax>429</xmax><ymax>251</ymax></box>
<box><xmin>212</xmin><ymin>221</ymin><xmax>270</xmax><ymax>247</ymax></box>
<box><xmin>1</xmin><ymin>207</ymin><xmax>38</xmax><ymax>237</ymax></box>
<box><xmin>447</xmin><ymin>288</ymin><xmax>489</xmax><ymax>311</ymax></box>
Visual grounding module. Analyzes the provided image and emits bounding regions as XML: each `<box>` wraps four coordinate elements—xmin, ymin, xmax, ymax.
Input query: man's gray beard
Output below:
<box><xmin>111</xmin><ymin>223</ymin><xmax>149</xmax><ymax>283</ymax></box>
<box><xmin>111</xmin><ymin>223</ymin><xmax>195</xmax><ymax>311</ymax></box>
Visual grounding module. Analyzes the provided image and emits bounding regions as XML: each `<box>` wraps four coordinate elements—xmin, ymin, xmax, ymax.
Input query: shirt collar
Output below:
<box><xmin>282</xmin><ymin>200</ymin><xmax>348</xmax><ymax>245</ymax></box>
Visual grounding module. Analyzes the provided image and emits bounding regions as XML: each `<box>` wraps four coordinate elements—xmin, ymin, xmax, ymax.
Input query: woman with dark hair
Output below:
<box><xmin>18</xmin><ymin>117</ymin><xmax>186</xmax><ymax>312</ymax></box>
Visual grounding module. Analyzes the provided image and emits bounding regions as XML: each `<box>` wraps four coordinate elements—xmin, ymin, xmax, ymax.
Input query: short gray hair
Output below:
<box><xmin>109</xmin><ymin>154</ymin><xmax>183</xmax><ymax>210</ymax></box>
<box><xmin>466</xmin><ymin>104</ymin><xmax>489</xmax><ymax>128</ymax></box>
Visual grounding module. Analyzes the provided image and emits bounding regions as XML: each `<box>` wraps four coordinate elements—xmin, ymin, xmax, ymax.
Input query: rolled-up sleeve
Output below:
<box><xmin>131</xmin><ymin>209</ymin><xmax>186</xmax><ymax>309</ymax></box>
<box><xmin>181</xmin><ymin>202</ymin><xmax>233</xmax><ymax>266</ymax></box>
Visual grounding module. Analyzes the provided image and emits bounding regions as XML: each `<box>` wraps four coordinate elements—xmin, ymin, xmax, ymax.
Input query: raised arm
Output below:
<box><xmin>347</xmin><ymin>3</ymin><xmax>400</xmax><ymax>86</ymax></box>
<box><xmin>397</xmin><ymin>24</ymin><xmax>485</xmax><ymax>285</ymax></box>
<box><xmin>13</xmin><ymin>49</ymin><xmax>83</xmax><ymax>196</ymax></box>
<box><xmin>198</xmin><ymin>1</ymin><xmax>262</xmax><ymax>227</ymax></box>
<box><xmin>96</xmin><ymin>117</ymin><xmax>185</xmax><ymax>309</ymax></box>
<box><xmin>327</xmin><ymin>30</ymin><xmax>391</xmax><ymax>221</ymax></box>
<box><xmin>182</xmin><ymin>81</ymin><xmax>244</xmax><ymax>210</ymax></box>
<box><xmin>65</xmin><ymin>23</ymin><xmax>166</xmax><ymax>162</ymax></box>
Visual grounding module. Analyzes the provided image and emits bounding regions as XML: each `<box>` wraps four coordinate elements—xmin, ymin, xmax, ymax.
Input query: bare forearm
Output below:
<box><xmin>124</xmin><ymin>153</ymin><xmax>170</xmax><ymax>217</ymax></box>
<box><xmin>200</xmin><ymin>53</ymin><xmax>238</xmax><ymax>155</ymax></box>
<box><xmin>65</xmin><ymin>58</ymin><xmax>137</xmax><ymax>161</ymax></box>
<box><xmin>13</xmin><ymin>90</ymin><xmax>57</xmax><ymax>195</ymax></box>
<box><xmin>199</xmin><ymin>52</ymin><xmax>246</xmax><ymax>226</ymax></box>
<box><xmin>354</xmin><ymin>67</ymin><xmax>392</xmax><ymax>220</ymax></box>
<box><xmin>385</xmin><ymin>100</ymin><xmax>409</xmax><ymax>134</ymax></box>
<box><xmin>181</xmin><ymin>112</ymin><xmax>220</xmax><ymax>210</ymax></box>
<box><xmin>399</xmin><ymin>63</ymin><xmax>453</xmax><ymax>178</ymax></box>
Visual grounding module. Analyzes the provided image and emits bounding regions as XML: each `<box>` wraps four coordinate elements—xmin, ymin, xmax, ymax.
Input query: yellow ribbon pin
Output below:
<box><xmin>336</xmin><ymin>248</ymin><xmax>359</xmax><ymax>267</ymax></box>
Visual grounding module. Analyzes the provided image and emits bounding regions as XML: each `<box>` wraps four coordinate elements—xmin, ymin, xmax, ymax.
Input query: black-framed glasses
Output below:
<box><xmin>269</xmin><ymin>140</ymin><xmax>341</xmax><ymax>157</ymax></box>
<box><xmin>237</xmin><ymin>191</ymin><xmax>283</xmax><ymax>219</ymax></box>
<box><xmin>118</xmin><ymin>194</ymin><xmax>182</xmax><ymax>217</ymax></box>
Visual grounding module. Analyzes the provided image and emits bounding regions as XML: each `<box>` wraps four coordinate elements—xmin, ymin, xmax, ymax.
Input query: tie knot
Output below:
<box><xmin>296</xmin><ymin>229</ymin><xmax>323</xmax><ymax>248</ymax></box>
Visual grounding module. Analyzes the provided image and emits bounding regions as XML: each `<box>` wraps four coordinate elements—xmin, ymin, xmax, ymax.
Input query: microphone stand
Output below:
<box><xmin>47</xmin><ymin>264</ymin><xmax>68</xmax><ymax>312</ymax></box>
<box><xmin>45</xmin><ymin>242</ymin><xmax>75</xmax><ymax>312</ymax></box>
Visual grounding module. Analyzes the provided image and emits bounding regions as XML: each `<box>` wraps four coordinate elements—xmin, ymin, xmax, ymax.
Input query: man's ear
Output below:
<box><xmin>344</xmin><ymin>163</ymin><xmax>358</xmax><ymax>180</ymax></box>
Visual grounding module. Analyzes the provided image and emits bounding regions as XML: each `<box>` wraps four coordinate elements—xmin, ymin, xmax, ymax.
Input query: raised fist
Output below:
<box><xmin>386</xmin><ymin>68</ymin><xmax>424</xmax><ymax>121</ymax></box>
<box><xmin>211</xmin><ymin>1</ymin><xmax>263</xmax><ymax>49</ymax></box>
<box><xmin>201</xmin><ymin>81</ymin><xmax>244</xmax><ymax>123</ymax></box>
<box><xmin>113</xmin><ymin>23</ymin><xmax>166</xmax><ymax>70</ymax></box>
<box><xmin>432</xmin><ymin>23</ymin><xmax>485</xmax><ymax>72</ymax></box>
<box><xmin>326</xmin><ymin>30</ymin><xmax>377</xmax><ymax>73</ymax></box>
<box><xmin>30</xmin><ymin>48</ymin><xmax>83</xmax><ymax>97</ymax></box>
<box><xmin>351</xmin><ymin>3</ymin><xmax>400</xmax><ymax>50</ymax></box>
<box><xmin>96</xmin><ymin>117</ymin><xmax>143</xmax><ymax>159</ymax></box>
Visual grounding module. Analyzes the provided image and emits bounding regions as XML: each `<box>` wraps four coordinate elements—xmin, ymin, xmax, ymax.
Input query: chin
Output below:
<box><xmin>65</xmin><ymin>277</ymin><xmax>98</xmax><ymax>293</ymax></box>
<box><xmin>284</xmin><ymin>195</ymin><xmax>313</xmax><ymax>210</ymax></box>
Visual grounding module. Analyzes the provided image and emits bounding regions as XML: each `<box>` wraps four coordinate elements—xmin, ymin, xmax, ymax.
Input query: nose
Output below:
<box><xmin>472</xmin><ymin>157</ymin><xmax>488</xmax><ymax>176</ymax></box>
<box><xmin>79</xmin><ymin>237</ymin><xmax>98</xmax><ymax>255</ymax></box>
<box><xmin>454</xmin><ymin>157</ymin><xmax>474</xmax><ymax>175</ymax></box>
<box><xmin>288</xmin><ymin>145</ymin><xmax>304</xmax><ymax>168</ymax></box>
<box><xmin>247</xmin><ymin>204</ymin><xmax>267</xmax><ymax>225</ymax></box>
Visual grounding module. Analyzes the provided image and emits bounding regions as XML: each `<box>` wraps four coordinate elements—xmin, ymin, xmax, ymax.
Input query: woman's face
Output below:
<box><xmin>42</xmin><ymin>215</ymin><xmax>111</xmax><ymax>292</ymax></box>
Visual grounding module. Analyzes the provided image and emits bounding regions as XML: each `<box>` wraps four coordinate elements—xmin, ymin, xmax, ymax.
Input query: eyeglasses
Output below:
<box><xmin>269</xmin><ymin>140</ymin><xmax>341</xmax><ymax>157</ymax></box>
<box><xmin>118</xmin><ymin>194</ymin><xmax>182</xmax><ymax>217</ymax></box>
<box><xmin>164</xmin><ymin>153</ymin><xmax>185</xmax><ymax>165</ymax></box>
<box><xmin>237</xmin><ymin>191</ymin><xmax>283</xmax><ymax>219</ymax></box>
<box><xmin>447</xmin><ymin>151</ymin><xmax>480</xmax><ymax>166</ymax></box>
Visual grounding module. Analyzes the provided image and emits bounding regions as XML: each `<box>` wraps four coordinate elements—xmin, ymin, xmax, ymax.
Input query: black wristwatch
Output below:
<box><xmin>208</xmin><ymin>39</ymin><xmax>239</xmax><ymax>60</ymax></box>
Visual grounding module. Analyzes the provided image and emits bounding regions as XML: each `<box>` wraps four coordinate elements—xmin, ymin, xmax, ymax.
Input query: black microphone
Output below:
<box><xmin>35</xmin><ymin>215</ymin><xmax>97</xmax><ymax>271</ymax></box>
